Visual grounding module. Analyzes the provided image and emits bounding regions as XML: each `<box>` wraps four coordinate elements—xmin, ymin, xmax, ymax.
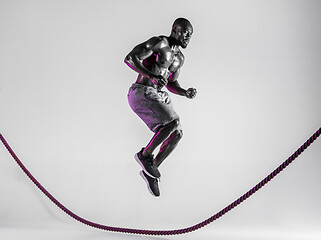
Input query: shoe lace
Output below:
<box><xmin>154</xmin><ymin>177</ymin><xmax>161</xmax><ymax>183</ymax></box>
<box><xmin>147</xmin><ymin>158</ymin><xmax>157</xmax><ymax>168</ymax></box>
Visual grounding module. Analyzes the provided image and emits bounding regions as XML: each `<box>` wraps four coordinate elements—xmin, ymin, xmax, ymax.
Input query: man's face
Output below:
<box><xmin>177</xmin><ymin>25</ymin><xmax>193</xmax><ymax>49</ymax></box>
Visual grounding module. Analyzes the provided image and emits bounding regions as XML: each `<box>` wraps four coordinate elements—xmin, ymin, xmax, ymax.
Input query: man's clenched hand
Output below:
<box><xmin>185</xmin><ymin>88</ymin><xmax>197</xmax><ymax>99</ymax></box>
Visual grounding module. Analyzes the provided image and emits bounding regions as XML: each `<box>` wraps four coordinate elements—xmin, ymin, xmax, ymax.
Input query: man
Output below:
<box><xmin>125</xmin><ymin>18</ymin><xmax>197</xmax><ymax>197</ymax></box>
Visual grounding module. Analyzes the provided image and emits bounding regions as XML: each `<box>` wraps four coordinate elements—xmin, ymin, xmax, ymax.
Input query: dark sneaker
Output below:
<box><xmin>140</xmin><ymin>171</ymin><xmax>160</xmax><ymax>197</ymax></box>
<box><xmin>134</xmin><ymin>148</ymin><xmax>161</xmax><ymax>178</ymax></box>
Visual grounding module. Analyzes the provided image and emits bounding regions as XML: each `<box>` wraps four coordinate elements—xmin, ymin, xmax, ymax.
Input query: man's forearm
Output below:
<box><xmin>167</xmin><ymin>81</ymin><xmax>187</xmax><ymax>96</ymax></box>
<box><xmin>124</xmin><ymin>55</ymin><xmax>154</xmax><ymax>79</ymax></box>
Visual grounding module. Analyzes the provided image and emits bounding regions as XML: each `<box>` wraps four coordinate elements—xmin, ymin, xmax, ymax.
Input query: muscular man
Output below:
<box><xmin>125</xmin><ymin>18</ymin><xmax>197</xmax><ymax>197</ymax></box>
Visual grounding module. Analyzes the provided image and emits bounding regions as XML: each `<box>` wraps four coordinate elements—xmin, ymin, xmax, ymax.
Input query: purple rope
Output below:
<box><xmin>0</xmin><ymin>127</ymin><xmax>320</xmax><ymax>235</ymax></box>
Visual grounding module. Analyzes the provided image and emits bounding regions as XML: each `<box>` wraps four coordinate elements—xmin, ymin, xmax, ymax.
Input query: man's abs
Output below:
<box><xmin>135</xmin><ymin>65</ymin><xmax>171</xmax><ymax>88</ymax></box>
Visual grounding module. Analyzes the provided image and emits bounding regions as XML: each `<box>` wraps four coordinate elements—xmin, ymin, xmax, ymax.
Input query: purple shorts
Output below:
<box><xmin>128</xmin><ymin>83</ymin><xmax>180</xmax><ymax>132</ymax></box>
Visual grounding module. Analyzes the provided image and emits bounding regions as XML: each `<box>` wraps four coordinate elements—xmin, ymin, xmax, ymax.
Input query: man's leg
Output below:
<box><xmin>154</xmin><ymin>129</ymin><xmax>183</xmax><ymax>167</ymax></box>
<box><xmin>137</xmin><ymin>119</ymin><xmax>181</xmax><ymax>197</ymax></box>
<box><xmin>142</xmin><ymin>119</ymin><xmax>180</xmax><ymax>157</ymax></box>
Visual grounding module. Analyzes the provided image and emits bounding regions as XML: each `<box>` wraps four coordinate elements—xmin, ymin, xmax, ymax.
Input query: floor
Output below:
<box><xmin>1</xmin><ymin>221</ymin><xmax>320</xmax><ymax>240</ymax></box>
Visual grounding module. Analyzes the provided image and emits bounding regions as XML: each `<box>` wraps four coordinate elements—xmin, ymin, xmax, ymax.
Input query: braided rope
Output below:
<box><xmin>0</xmin><ymin>127</ymin><xmax>320</xmax><ymax>235</ymax></box>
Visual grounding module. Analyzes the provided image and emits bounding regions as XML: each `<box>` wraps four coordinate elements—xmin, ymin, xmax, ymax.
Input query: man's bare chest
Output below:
<box><xmin>153</xmin><ymin>47</ymin><xmax>184</xmax><ymax>72</ymax></box>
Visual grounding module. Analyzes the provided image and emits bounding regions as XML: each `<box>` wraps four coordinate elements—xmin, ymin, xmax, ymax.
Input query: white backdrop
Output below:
<box><xmin>0</xmin><ymin>0</ymin><xmax>320</xmax><ymax>239</ymax></box>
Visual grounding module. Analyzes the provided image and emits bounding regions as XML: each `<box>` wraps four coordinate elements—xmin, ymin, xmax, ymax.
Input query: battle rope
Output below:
<box><xmin>0</xmin><ymin>128</ymin><xmax>320</xmax><ymax>235</ymax></box>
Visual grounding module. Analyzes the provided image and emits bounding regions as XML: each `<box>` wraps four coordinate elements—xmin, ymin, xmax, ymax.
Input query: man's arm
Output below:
<box><xmin>167</xmin><ymin>70</ymin><xmax>197</xmax><ymax>99</ymax></box>
<box><xmin>124</xmin><ymin>37</ymin><xmax>163</xmax><ymax>82</ymax></box>
<box><xmin>166</xmin><ymin>69</ymin><xmax>186</xmax><ymax>96</ymax></box>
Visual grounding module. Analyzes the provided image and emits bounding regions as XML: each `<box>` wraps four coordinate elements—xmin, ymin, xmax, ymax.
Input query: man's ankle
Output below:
<box><xmin>142</xmin><ymin>148</ymin><xmax>151</xmax><ymax>157</ymax></box>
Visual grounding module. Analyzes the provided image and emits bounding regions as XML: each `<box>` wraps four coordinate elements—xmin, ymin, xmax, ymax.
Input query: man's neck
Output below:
<box><xmin>167</xmin><ymin>36</ymin><xmax>180</xmax><ymax>52</ymax></box>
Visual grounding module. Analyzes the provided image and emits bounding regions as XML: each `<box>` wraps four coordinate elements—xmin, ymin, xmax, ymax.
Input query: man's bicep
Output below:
<box><xmin>168</xmin><ymin>69</ymin><xmax>180</xmax><ymax>82</ymax></box>
<box><xmin>127</xmin><ymin>37</ymin><xmax>162</xmax><ymax>61</ymax></box>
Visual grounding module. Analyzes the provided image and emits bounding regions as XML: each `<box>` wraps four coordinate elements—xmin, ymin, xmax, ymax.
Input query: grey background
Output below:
<box><xmin>0</xmin><ymin>0</ymin><xmax>320</xmax><ymax>239</ymax></box>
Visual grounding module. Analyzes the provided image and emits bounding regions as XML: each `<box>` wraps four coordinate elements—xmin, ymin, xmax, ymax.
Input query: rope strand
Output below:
<box><xmin>0</xmin><ymin>127</ymin><xmax>320</xmax><ymax>236</ymax></box>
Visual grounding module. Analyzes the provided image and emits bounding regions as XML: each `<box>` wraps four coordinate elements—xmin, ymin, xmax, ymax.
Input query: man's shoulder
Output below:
<box><xmin>178</xmin><ymin>50</ymin><xmax>185</xmax><ymax>59</ymax></box>
<box><xmin>145</xmin><ymin>36</ymin><xmax>168</xmax><ymax>48</ymax></box>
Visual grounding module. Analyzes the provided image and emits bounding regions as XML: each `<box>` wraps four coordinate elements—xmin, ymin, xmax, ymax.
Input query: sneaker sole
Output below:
<box><xmin>134</xmin><ymin>153</ymin><xmax>160</xmax><ymax>178</ymax></box>
<box><xmin>139</xmin><ymin>171</ymin><xmax>160</xmax><ymax>197</ymax></box>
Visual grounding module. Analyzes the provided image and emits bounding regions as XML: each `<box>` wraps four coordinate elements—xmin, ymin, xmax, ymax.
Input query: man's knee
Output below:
<box><xmin>174</xmin><ymin>129</ymin><xmax>183</xmax><ymax>140</ymax></box>
<box><xmin>171</xmin><ymin>118</ymin><xmax>183</xmax><ymax>140</ymax></box>
<box><xmin>170</xmin><ymin>118</ymin><xmax>180</xmax><ymax>130</ymax></box>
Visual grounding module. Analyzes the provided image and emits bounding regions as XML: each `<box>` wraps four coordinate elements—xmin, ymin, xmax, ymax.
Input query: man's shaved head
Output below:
<box><xmin>170</xmin><ymin>18</ymin><xmax>193</xmax><ymax>49</ymax></box>
<box><xmin>172</xmin><ymin>18</ymin><xmax>193</xmax><ymax>32</ymax></box>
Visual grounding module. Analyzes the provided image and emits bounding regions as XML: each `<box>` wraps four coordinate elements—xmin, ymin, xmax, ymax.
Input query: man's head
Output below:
<box><xmin>170</xmin><ymin>18</ymin><xmax>193</xmax><ymax>49</ymax></box>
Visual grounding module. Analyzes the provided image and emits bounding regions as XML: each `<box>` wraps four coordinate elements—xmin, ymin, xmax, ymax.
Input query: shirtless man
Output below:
<box><xmin>125</xmin><ymin>18</ymin><xmax>197</xmax><ymax>197</ymax></box>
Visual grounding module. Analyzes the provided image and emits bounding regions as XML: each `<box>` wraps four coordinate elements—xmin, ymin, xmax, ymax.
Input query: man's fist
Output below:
<box><xmin>150</xmin><ymin>75</ymin><xmax>168</xmax><ymax>88</ymax></box>
<box><xmin>186</xmin><ymin>88</ymin><xmax>197</xmax><ymax>99</ymax></box>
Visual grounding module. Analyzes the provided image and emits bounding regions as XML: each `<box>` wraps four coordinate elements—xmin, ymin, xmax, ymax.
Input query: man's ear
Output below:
<box><xmin>171</xmin><ymin>27</ymin><xmax>178</xmax><ymax>36</ymax></box>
